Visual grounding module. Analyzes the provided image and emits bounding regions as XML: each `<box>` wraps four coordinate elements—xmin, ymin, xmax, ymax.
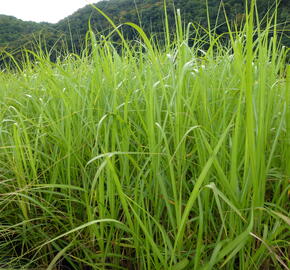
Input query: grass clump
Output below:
<box><xmin>0</xmin><ymin>2</ymin><xmax>289</xmax><ymax>269</ymax></box>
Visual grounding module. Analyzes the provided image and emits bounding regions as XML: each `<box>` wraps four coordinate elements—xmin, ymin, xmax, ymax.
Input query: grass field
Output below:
<box><xmin>0</xmin><ymin>3</ymin><xmax>289</xmax><ymax>270</ymax></box>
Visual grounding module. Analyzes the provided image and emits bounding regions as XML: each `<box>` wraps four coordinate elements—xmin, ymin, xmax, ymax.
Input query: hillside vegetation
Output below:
<box><xmin>0</xmin><ymin>0</ymin><xmax>289</xmax><ymax>62</ymax></box>
<box><xmin>0</xmin><ymin>1</ymin><xmax>289</xmax><ymax>269</ymax></box>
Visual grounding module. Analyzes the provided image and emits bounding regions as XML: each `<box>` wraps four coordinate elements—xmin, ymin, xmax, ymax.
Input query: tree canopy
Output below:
<box><xmin>0</xmin><ymin>0</ymin><xmax>289</xmax><ymax>64</ymax></box>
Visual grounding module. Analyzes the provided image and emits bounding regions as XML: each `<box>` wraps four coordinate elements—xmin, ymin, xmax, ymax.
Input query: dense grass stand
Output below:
<box><xmin>0</xmin><ymin>2</ymin><xmax>289</xmax><ymax>269</ymax></box>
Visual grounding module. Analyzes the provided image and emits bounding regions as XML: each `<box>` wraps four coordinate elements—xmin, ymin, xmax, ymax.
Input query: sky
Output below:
<box><xmin>0</xmin><ymin>0</ymin><xmax>97</xmax><ymax>23</ymax></box>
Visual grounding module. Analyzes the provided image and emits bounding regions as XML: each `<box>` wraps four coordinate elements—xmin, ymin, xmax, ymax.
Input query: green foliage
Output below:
<box><xmin>0</xmin><ymin>3</ymin><xmax>289</xmax><ymax>269</ymax></box>
<box><xmin>0</xmin><ymin>0</ymin><xmax>289</xmax><ymax>64</ymax></box>
<box><xmin>0</xmin><ymin>16</ymin><xmax>53</xmax><ymax>49</ymax></box>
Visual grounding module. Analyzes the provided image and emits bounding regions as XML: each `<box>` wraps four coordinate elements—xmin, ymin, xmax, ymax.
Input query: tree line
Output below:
<box><xmin>0</xmin><ymin>0</ymin><xmax>289</xmax><ymax>66</ymax></box>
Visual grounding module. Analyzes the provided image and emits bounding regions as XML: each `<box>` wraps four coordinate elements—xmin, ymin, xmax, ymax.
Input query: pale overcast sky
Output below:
<box><xmin>0</xmin><ymin>0</ymin><xmax>97</xmax><ymax>23</ymax></box>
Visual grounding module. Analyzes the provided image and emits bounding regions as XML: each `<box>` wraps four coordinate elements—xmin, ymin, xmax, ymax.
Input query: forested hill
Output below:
<box><xmin>0</xmin><ymin>16</ymin><xmax>50</xmax><ymax>48</ymax></box>
<box><xmin>0</xmin><ymin>0</ymin><xmax>289</xmax><ymax>57</ymax></box>
<box><xmin>55</xmin><ymin>0</ymin><xmax>289</xmax><ymax>48</ymax></box>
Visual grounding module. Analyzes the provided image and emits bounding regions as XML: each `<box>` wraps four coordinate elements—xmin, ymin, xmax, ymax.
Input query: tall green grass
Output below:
<box><xmin>0</xmin><ymin>2</ymin><xmax>289</xmax><ymax>269</ymax></box>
